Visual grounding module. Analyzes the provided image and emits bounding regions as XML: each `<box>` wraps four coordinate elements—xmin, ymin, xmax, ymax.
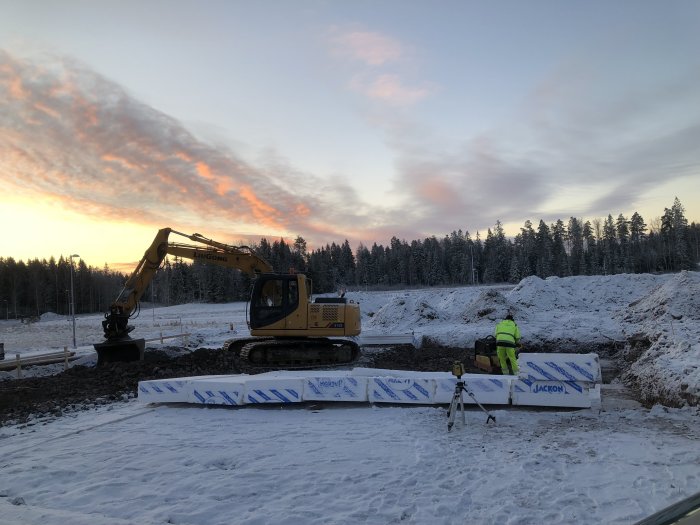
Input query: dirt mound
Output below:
<box><xmin>0</xmin><ymin>347</ymin><xmax>241</xmax><ymax>426</ymax></box>
<box><xmin>357</xmin><ymin>344</ymin><xmax>480</xmax><ymax>374</ymax></box>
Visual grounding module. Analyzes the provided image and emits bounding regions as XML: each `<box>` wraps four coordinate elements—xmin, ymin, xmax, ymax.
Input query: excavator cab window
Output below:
<box><xmin>257</xmin><ymin>279</ymin><xmax>282</xmax><ymax>307</ymax></box>
<box><xmin>250</xmin><ymin>275</ymin><xmax>299</xmax><ymax>328</ymax></box>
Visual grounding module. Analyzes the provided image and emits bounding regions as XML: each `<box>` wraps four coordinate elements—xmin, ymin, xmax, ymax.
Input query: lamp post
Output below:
<box><xmin>70</xmin><ymin>254</ymin><xmax>80</xmax><ymax>349</ymax></box>
<box><xmin>470</xmin><ymin>245</ymin><xmax>477</xmax><ymax>285</ymax></box>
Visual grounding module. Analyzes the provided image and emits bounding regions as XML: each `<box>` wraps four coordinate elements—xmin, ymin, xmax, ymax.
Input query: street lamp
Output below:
<box><xmin>70</xmin><ymin>254</ymin><xmax>80</xmax><ymax>349</ymax></box>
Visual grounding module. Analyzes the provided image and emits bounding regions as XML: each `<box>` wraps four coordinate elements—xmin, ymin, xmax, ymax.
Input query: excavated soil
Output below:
<box><xmin>0</xmin><ymin>345</ymin><xmax>480</xmax><ymax>426</ymax></box>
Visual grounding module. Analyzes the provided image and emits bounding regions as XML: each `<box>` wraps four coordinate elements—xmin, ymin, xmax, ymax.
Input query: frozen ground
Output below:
<box><xmin>1</xmin><ymin>272</ymin><xmax>699</xmax><ymax>524</ymax></box>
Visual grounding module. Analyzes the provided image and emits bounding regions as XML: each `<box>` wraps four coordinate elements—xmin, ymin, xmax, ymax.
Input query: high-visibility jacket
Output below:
<box><xmin>495</xmin><ymin>319</ymin><xmax>521</xmax><ymax>348</ymax></box>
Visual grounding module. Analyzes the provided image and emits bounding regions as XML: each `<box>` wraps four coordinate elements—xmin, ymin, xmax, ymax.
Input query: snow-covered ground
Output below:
<box><xmin>1</xmin><ymin>272</ymin><xmax>699</xmax><ymax>524</ymax></box>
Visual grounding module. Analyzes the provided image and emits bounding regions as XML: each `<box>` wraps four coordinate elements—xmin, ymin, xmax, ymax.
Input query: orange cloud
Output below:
<box><xmin>196</xmin><ymin>161</ymin><xmax>214</xmax><ymax>180</ymax></box>
<box><xmin>239</xmin><ymin>185</ymin><xmax>284</xmax><ymax>229</ymax></box>
<box><xmin>0</xmin><ymin>49</ymin><xmax>413</xmax><ymax>258</ymax></box>
<box><xmin>102</xmin><ymin>153</ymin><xmax>141</xmax><ymax>171</ymax></box>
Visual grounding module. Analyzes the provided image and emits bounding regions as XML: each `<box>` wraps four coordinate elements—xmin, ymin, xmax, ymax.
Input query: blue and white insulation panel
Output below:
<box><xmin>244</xmin><ymin>376</ymin><xmax>304</xmax><ymax>404</ymax></box>
<box><xmin>433</xmin><ymin>375</ymin><xmax>511</xmax><ymax>405</ymax></box>
<box><xmin>138</xmin><ymin>375</ymin><xmax>233</xmax><ymax>404</ymax></box>
<box><xmin>303</xmin><ymin>372</ymin><xmax>369</xmax><ymax>402</ymax></box>
<box><xmin>517</xmin><ymin>353</ymin><xmax>601</xmax><ymax>383</ymax></box>
<box><xmin>512</xmin><ymin>353</ymin><xmax>602</xmax><ymax>408</ymax></box>
<box><xmin>511</xmin><ymin>377</ymin><xmax>599</xmax><ymax>408</ymax></box>
<box><xmin>188</xmin><ymin>376</ymin><xmax>247</xmax><ymax>406</ymax></box>
<box><xmin>368</xmin><ymin>376</ymin><xmax>435</xmax><ymax>404</ymax></box>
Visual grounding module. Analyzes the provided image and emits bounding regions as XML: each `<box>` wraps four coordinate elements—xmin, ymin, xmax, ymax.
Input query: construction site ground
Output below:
<box><xmin>0</xmin><ymin>344</ymin><xmax>483</xmax><ymax>427</ymax></box>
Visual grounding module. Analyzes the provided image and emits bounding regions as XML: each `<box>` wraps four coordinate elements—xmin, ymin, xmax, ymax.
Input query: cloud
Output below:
<box><xmin>3</xmin><ymin>46</ymin><xmax>696</xmax><ymax>260</ymax></box>
<box><xmin>0</xmin><ymin>50</ymin><xmax>455</xmax><ymax>252</ymax></box>
<box><xmin>0</xmin><ymin>50</ymin><xmax>396</xmax><ymax>248</ymax></box>
<box><xmin>329</xmin><ymin>29</ymin><xmax>403</xmax><ymax>66</ymax></box>
<box><xmin>377</xmin><ymin>57</ymin><xmax>700</xmax><ymax>232</ymax></box>
<box><xmin>329</xmin><ymin>27</ymin><xmax>433</xmax><ymax>108</ymax></box>
<box><xmin>516</xmin><ymin>62</ymin><xmax>700</xmax><ymax>218</ymax></box>
<box><xmin>351</xmin><ymin>73</ymin><xmax>431</xmax><ymax>106</ymax></box>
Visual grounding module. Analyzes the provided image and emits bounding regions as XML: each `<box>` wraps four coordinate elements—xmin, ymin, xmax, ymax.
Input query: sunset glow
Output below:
<box><xmin>1</xmin><ymin>3</ymin><xmax>699</xmax><ymax>269</ymax></box>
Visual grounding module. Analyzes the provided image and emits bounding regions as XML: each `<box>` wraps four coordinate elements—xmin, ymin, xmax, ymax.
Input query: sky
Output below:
<box><xmin>1</xmin><ymin>0</ymin><xmax>699</xmax><ymax>270</ymax></box>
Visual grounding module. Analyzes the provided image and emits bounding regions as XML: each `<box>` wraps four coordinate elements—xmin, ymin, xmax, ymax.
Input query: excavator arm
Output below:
<box><xmin>102</xmin><ymin>227</ymin><xmax>273</xmax><ymax>341</ymax></box>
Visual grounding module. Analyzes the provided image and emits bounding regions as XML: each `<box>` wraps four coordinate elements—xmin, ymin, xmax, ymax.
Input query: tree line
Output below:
<box><xmin>1</xmin><ymin>198</ymin><xmax>698</xmax><ymax>318</ymax></box>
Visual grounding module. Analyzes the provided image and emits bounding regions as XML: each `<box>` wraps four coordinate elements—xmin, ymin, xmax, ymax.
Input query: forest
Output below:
<box><xmin>1</xmin><ymin>198</ymin><xmax>698</xmax><ymax>319</ymax></box>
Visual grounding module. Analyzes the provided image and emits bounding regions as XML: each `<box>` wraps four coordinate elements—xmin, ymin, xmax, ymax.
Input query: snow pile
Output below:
<box><xmin>620</xmin><ymin>270</ymin><xmax>700</xmax><ymax>323</ymax></box>
<box><xmin>460</xmin><ymin>288</ymin><xmax>515</xmax><ymax>322</ymax></box>
<box><xmin>39</xmin><ymin>312</ymin><xmax>64</xmax><ymax>321</ymax></box>
<box><xmin>617</xmin><ymin>271</ymin><xmax>700</xmax><ymax>407</ymax></box>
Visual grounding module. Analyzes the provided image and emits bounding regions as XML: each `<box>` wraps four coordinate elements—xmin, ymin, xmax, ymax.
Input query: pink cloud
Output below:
<box><xmin>331</xmin><ymin>29</ymin><xmax>403</xmax><ymax>66</ymax></box>
<box><xmin>353</xmin><ymin>74</ymin><xmax>431</xmax><ymax>106</ymax></box>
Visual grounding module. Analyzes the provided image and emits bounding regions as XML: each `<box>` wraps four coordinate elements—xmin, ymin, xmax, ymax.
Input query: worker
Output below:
<box><xmin>494</xmin><ymin>313</ymin><xmax>521</xmax><ymax>375</ymax></box>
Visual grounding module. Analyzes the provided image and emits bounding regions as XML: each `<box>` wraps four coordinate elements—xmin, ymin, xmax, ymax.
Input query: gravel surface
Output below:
<box><xmin>0</xmin><ymin>345</ymin><xmax>479</xmax><ymax>426</ymax></box>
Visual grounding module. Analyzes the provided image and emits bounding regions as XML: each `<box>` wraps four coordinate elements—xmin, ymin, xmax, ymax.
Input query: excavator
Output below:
<box><xmin>94</xmin><ymin>228</ymin><xmax>361</xmax><ymax>370</ymax></box>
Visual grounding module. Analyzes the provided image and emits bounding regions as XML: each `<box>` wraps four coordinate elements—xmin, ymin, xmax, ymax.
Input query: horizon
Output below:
<box><xmin>1</xmin><ymin>199</ymin><xmax>695</xmax><ymax>275</ymax></box>
<box><xmin>2</xmin><ymin>1</ymin><xmax>699</xmax><ymax>269</ymax></box>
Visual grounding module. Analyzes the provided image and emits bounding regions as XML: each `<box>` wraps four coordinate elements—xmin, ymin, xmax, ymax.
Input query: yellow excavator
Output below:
<box><xmin>94</xmin><ymin>228</ymin><xmax>361</xmax><ymax>370</ymax></box>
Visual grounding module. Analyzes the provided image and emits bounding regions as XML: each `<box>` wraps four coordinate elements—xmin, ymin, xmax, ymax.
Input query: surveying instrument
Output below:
<box><xmin>447</xmin><ymin>361</ymin><xmax>496</xmax><ymax>431</ymax></box>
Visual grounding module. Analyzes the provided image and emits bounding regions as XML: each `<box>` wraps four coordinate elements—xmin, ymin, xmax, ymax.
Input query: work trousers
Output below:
<box><xmin>496</xmin><ymin>346</ymin><xmax>519</xmax><ymax>375</ymax></box>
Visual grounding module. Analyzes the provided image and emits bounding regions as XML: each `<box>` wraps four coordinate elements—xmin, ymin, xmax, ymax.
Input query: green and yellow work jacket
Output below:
<box><xmin>494</xmin><ymin>319</ymin><xmax>521</xmax><ymax>348</ymax></box>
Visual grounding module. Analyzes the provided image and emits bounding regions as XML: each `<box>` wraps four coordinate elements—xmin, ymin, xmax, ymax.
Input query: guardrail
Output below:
<box><xmin>0</xmin><ymin>347</ymin><xmax>79</xmax><ymax>378</ymax></box>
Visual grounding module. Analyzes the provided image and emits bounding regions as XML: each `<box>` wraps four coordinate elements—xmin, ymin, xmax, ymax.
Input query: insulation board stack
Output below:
<box><xmin>368</xmin><ymin>376</ymin><xmax>435</xmax><ymax>404</ymax></box>
<box><xmin>511</xmin><ymin>353</ymin><xmax>602</xmax><ymax>408</ymax></box>
<box><xmin>188</xmin><ymin>376</ymin><xmax>247</xmax><ymax>406</ymax></box>
<box><xmin>138</xmin><ymin>375</ymin><xmax>232</xmax><ymax>404</ymax></box>
<box><xmin>304</xmin><ymin>372</ymin><xmax>369</xmax><ymax>402</ymax></box>
<box><xmin>137</xmin><ymin>361</ymin><xmax>598</xmax><ymax>408</ymax></box>
<box><xmin>432</xmin><ymin>374</ymin><xmax>511</xmax><ymax>405</ymax></box>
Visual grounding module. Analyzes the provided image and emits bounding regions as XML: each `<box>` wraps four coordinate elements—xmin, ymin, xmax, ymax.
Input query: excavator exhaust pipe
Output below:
<box><xmin>94</xmin><ymin>337</ymin><xmax>145</xmax><ymax>366</ymax></box>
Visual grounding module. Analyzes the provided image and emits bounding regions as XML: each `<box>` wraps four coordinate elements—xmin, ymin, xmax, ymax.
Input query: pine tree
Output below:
<box><xmin>615</xmin><ymin>214</ymin><xmax>630</xmax><ymax>272</ymax></box>
<box><xmin>567</xmin><ymin>217</ymin><xmax>584</xmax><ymax>276</ymax></box>
<box><xmin>535</xmin><ymin>220</ymin><xmax>552</xmax><ymax>277</ymax></box>
<box><xmin>551</xmin><ymin>219</ymin><xmax>568</xmax><ymax>277</ymax></box>
<box><xmin>629</xmin><ymin>212</ymin><xmax>647</xmax><ymax>272</ymax></box>
<box><xmin>602</xmin><ymin>215</ymin><xmax>617</xmax><ymax>274</ymax></box>
<box><xmin>671</xmin><ymin>197</ymin><xmax>691</xmax><ymax>270</ymax></box>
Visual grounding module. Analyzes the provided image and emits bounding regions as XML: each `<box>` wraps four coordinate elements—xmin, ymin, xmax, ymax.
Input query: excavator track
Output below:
<box><xmin>223</xmin><ymin>338</ymin><xmax>360</xmax><ymax>374</ymax></box>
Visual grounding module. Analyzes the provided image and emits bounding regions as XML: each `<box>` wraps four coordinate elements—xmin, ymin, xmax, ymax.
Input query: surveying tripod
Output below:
<box><xmin>447</xmin><ymin>361</ymin><xmax>496</xmax><ymax>431</ymax></box>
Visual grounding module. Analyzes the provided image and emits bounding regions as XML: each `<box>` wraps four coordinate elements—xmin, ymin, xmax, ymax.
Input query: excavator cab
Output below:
<box><xmin>249</xmin><ymin>274</ymin><xmax>307</xmax><ymax>330</ymax></box>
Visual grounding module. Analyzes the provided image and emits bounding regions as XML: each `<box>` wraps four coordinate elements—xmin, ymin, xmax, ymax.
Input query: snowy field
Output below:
<box><xmin>1</xmin><ymin>272</ymin><xmax>699</xmax><ymax>524</ymax></box>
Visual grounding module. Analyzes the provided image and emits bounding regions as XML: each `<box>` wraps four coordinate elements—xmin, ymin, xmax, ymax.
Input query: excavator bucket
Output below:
<box><xmin>94</xmin><ymin>337</ymin><xmax>145</xmax><ymax>366</ymax></box>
